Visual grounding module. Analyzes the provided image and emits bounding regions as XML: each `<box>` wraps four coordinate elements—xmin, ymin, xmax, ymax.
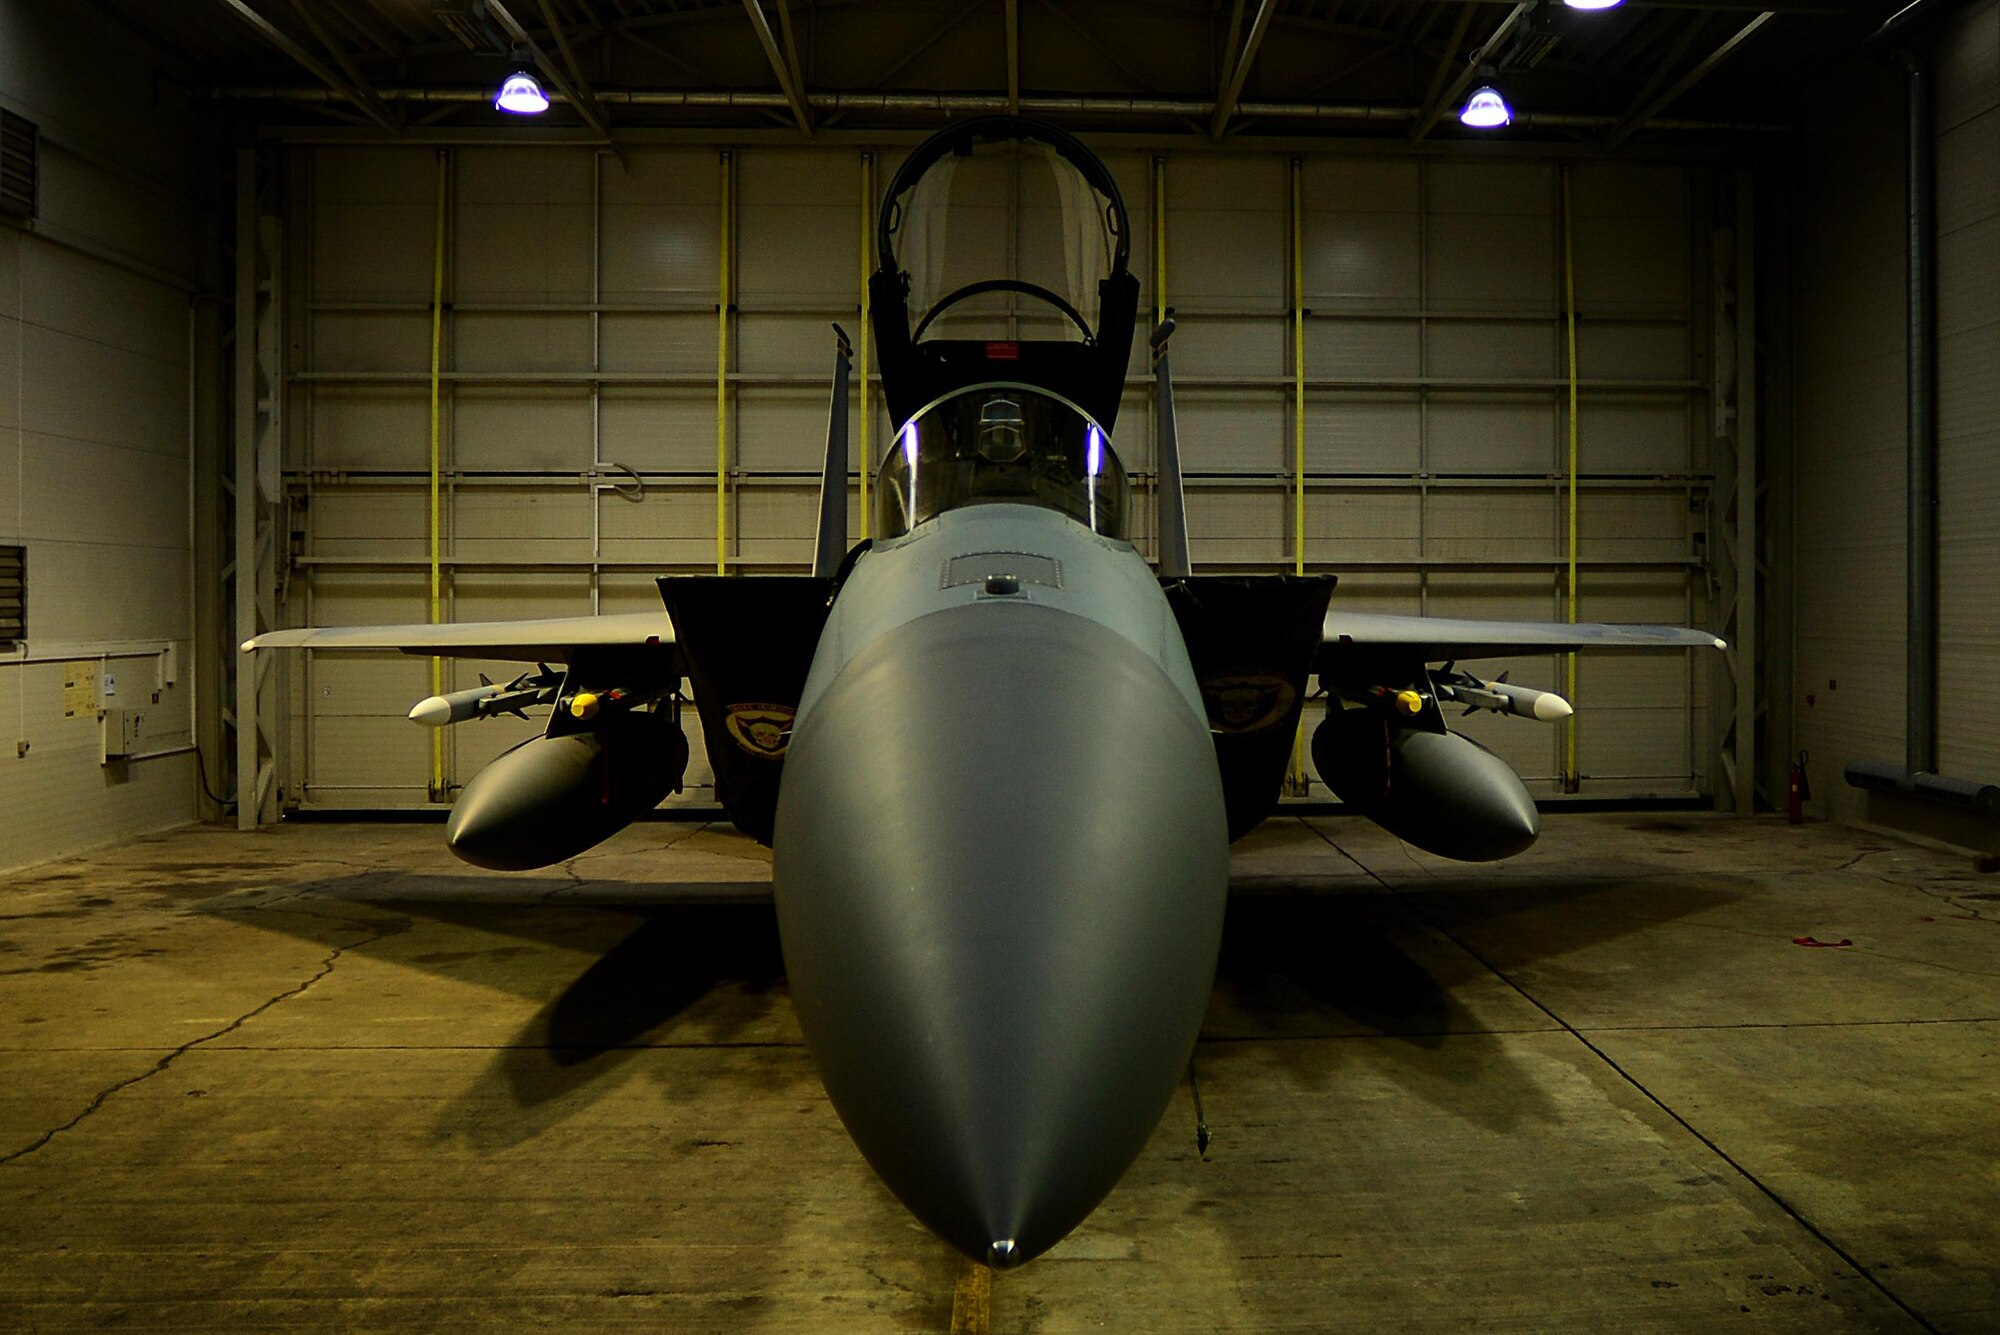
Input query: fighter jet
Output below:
<box><xmin>246</xmin><ymin>117</ymin><xmax>1723</xmax><ymax>1268</ymax></box>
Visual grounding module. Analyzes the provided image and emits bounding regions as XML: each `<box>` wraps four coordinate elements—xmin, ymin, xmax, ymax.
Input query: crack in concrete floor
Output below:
<box><xmin>0</xmin><ymin>920</ymin><xmax>398</xmax><ymax>1166</ymax></box>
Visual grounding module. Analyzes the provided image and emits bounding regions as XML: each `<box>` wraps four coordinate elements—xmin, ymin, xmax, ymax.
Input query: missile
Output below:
<box><xmin>1431</xmin><ymin>670</ymin><xmax>1572</xmax><ymax>723</ymax></box>
<box><xmin>409</xmin><ymin>681</ymin><xmax>507</xmax><ymax>727</ymax></box>
<box><xmin>445</xmin><ymin>710</ymin><xmax>688</xmax><ymax>870</ymax></box>
<box><xmin>410</xmin><ymin>667</ymin><xmax>562</xmax><ymax>726</ymax></box>
<box><xmin>1312</xmin><ymin>707</ymin><xmax>1539</xmax><ymax>861</ymax></box>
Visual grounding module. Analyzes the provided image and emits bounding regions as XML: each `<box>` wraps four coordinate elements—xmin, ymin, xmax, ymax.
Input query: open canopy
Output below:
<box><xmin>869</xmin><ymin>117</ymin><xmax>1141</xmax><ymax>438</ymax></box>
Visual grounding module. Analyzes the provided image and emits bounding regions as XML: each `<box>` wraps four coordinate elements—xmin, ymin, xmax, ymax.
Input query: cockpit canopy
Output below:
<box><xmin>886</xmin><ymin>137</ymin><xmax>1123</xmax><ymax>346</ymax></box>
<box><xmin>876</xmin><ymin>385</ymin><xmax>1130</xmax><ymax>542</ymax></box>
<box><xmin>869</xmin><ymin>116</ymin><xmax>1140</xmax><ymax>438</ymax></box>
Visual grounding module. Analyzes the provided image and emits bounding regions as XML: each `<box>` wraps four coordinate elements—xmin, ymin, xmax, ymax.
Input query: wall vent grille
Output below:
<box><xmin>0</xmin><ymin>546</ymin><xmax>22</xmax><ymax>650</ymax></box>
<box><xmin>0</xmin><ymin>111</ymin><xmax>37</xmax><ymax>223</ymax></box>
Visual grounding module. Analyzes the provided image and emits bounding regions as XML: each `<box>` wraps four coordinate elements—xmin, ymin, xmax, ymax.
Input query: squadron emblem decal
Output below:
<box><xmin>1200</xmin><ymin>672</ymin><xmax>1296</xmax><ymax>734</ymax></box>
<box><xmin>725</xmin><ymin>703</ymin><xmax>796</xmax><ymax>757</ymax></box>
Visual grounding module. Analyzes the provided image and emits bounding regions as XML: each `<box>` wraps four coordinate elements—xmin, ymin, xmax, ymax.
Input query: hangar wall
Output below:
<box><xmin>1933</xmin><ymin>0</ymin><xmax>2000</xmax><ymax>789</ymax></box>
<box><xmin>272</xmin><ymin>141</ymin><xmax>1715</xmax><ymax>811</ymax></box>
<box><xmin>0</xmin><ymin>5</ymin><xmax>201</xmax><ymax>871</ymax></box>
<box><xmin>1790</xmin><ymin>56</ymin><xmax>1908</xmax><ymax>825</ymax></box>
<box><xmin>1792</xmin><ymin>5</ymin><xmax>2000</xmax><ymax>838</ymax></box>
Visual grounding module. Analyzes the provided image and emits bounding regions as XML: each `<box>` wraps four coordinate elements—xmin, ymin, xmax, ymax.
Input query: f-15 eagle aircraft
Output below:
<box><xmin>247</xmin><ymin>117</ymin><xmax>1722</xmax><ymax>1269</ymax></box>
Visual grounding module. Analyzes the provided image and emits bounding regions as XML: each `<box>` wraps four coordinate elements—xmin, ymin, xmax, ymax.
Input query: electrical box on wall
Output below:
<box><xmin>98</xmin><ymin>680</ymin><xmax>191</xmax><ymax>765</ymax></box>
<box><xmin>102</xmin><ymin>708</ymin><xmax>145</xmax><ymax>761</ymax></box>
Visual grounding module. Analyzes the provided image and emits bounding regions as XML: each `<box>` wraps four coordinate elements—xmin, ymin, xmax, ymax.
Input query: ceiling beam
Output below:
<box><xmin>535</xmin><ymin>0</ymin><xmax>607</xmax><ymax>125</ymax></box>
<box><xmin>776</xmin><ymin>0</ymin><xmax>808</xmax><ymax>112</ymax></box>
<box><xmin>1606</xmin><ymin>10</ymin><xmax>1774</xmax><ymax>148</ymax></box>
<box><xmin>323</xmin><ymin>0</ymin><xmax>403</xmax><ymax>57</ymax></box>
<box><xmin>1408</xmin><ymin>0</ymin><xmax>1532</xmax><ymax>145</ymax></box>
<box><xmin>1209</xmin><ymin>0</ymin><xmax>1278</xmax><ymax>139</ymax></box>
<box><xmin>867</xmin><ymin>0</ymin><xmax>984</xmax><ymax>91</ymax></box>
<box><xmin>1411</xmin><ymin>3</ymin><xmax>1478</xmax><ymax>143</ymax></box>
<box><xmin>213</xmin><ymin>0</ymin><xmax>400</xmax><ymax>133</ymax></box>
<box><xmin>1217</xmin><ymin>0</ymin><xmax>1246</xmax><ymax>96</ymax></box>
<box><xmin>741</xmin><ymin>0</ymin><xmax>812</xmax><ymax>134</ymax></box>
<box><xmin>484</xmin><ymin>0</ymin><xmax>614</xmax><ymax>139</ymax></box>
<box><xmin>283</xmin><ymin>0</ymin><xmax>397</xmax><ymax>126</ymax></box>
<box><xmin>1609</xmin><ymin>14</ymin><xmax>1712</xmax><ymax>117</ymax></box>
<box><xmin>621</xmin><ymin>26</ymin><xmax>722</xmax><ymax>86</ymax></box>
<box><xmin>1036</xmin><ymin>0</ymin><xmax>1160</xmax><ymax>96</ymax></box>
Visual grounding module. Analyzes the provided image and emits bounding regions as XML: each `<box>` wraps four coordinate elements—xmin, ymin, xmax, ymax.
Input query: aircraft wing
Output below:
<box><xmin>1320</xmin><ymin>611</ymin><xmax>1724</xmax><ymax>663</ymax></box>
<box><xmin>241</xmin><ymin>611</ymin><xmax>676</xmax><ymax>663</ymax></box>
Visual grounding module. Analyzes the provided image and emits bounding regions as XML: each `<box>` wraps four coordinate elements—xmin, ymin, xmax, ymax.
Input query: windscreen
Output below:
<box><xmin>887</xmin><ymin>139</ymin><xmax>1122</xmax><ymax>343</ymax></box>
<box><xmin>876</xmin><ymin>386</ymin><xmax>1130</xmax><ymax>540</ymax></box>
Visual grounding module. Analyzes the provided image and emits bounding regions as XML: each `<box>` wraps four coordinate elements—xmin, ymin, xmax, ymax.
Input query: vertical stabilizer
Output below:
<box><xmin>813</xmin><ymin>326</ymin><xmax>854</xmax><ymax>579</ymax></box>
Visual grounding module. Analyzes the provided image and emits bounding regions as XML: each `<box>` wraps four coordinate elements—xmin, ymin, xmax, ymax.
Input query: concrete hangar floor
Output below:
<box><xmin>0</xmin><ymin>812</ymin><xmax>1992</xmax><ymax>1332</ymax></box>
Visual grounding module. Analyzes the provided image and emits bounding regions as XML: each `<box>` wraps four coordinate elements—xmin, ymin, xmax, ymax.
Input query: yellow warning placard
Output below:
<box><xmin>61</xmin><ymin>661</ymin><xmax>98</xmax><ymax>720</ymax></box>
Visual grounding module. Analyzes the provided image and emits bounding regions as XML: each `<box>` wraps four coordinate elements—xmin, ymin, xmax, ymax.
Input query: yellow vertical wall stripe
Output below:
<box><xmin>1291</xmin><ymin>158</ymin><xmax>1306</xmax><ymax>578</ymax></box>
<box><xmin>1153</xmin><ymin>156</ymin><xmax>1166</xmax><ymax>331</ymax></box>
<box><xmin>717</xmin><ymin>151</ymin><xmax>732</xmax><ymax>575</ymax></box>
<box><xmin>427</xmin><ymin>149</ymin><xmax>447</xmax><ymax>796</ymax></box>
<box><xmin>1290</xmin><ymin>158</ymin><xmax>1308</xmax><ymax>791</ymax></box>
<box><xmin>1561</xmin><ymin>165</ymin><xmax>1581</xmax><ymax>791</ymax></box>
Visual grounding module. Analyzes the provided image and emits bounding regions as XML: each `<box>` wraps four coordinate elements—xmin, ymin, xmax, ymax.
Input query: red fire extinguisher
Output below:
<box><xmin>1788</xmin><ymin>750</ymin><xmax>1811</xmax><ymax>825</ymax></box>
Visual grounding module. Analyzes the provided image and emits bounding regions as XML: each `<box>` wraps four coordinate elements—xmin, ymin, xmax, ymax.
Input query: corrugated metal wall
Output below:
<box><xmin>1935</xmin><ymin>0</ymin><xmax>2000</xmax><ymax>782</ymax></box>
<box><xmin>1791</xmin><ymin>58</ymin><xmax>1910</xmax><ymax>823</ymax></box>
<box><xmin>0</xmin><ymin>6</ymin><xmax>199</xmax><ymax>871</ymax></box>
<box><xmin>1793</xmin><ymin>7</ymin><xmax>2000</xmax><ymax>829</ymax></box>
<box><xmin>277</xmin><ymin>142</ymin><xmax>1715</xmax><ymax>810</ymax></box>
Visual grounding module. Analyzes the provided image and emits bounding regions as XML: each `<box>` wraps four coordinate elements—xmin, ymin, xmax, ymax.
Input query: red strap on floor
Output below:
<box><xmin>1792</xmin><ymin>936</ymin><xmax>1852</xmax><ymax>948</ymax></box>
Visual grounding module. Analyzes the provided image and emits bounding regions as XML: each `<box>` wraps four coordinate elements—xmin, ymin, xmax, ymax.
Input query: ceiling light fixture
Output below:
<box><xmin>1459</xmin><ymin>86</ymin><xmax>1513</xmax><ymax>129</ymax></box>
<box><xmin>494</xmin><ymin>55</ymin><xmax>549</xmax><ymax>115</ymax></box>
<box><xmin>1563</xmin><ymin>0</ymin><xmax>1625</xmax><ymax>9</ymax></box>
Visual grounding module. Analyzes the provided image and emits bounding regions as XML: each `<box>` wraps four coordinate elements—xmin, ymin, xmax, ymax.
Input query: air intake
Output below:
<box><xmin>0</xmin><ymin>111</ymin><xmax>37</xmax><ymax>223</ymax></box>
<box><xmin>0</xmin><ymin>546</ymin><xmax>23</xmax><ymax>650</ymax></box>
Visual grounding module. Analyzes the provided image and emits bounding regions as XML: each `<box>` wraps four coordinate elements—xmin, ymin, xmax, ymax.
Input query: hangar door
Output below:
<box><xmin>275</xmin><ymin>144</ymin><xmax>1715</xmax><ymax>809</ymax></box>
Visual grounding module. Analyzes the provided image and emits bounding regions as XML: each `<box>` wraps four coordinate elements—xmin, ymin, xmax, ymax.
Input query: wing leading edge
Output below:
<box><xmin>241</xmin><ymin>610</ymin><xmax>676</xmax><ymax>663</ymax></box>
<box><xmin>1320</xmin><ymin>610</ymin><xmax>1724</xmax><ymax>663</ymax></box>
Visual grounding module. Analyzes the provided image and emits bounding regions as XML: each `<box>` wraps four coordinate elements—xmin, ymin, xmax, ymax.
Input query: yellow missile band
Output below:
<box><xmin>569</xmin><ymin>692</ymin><xmax>601</xmax><ymax>720</ymax></box>
<box><xmin>1395</xmin><ymin>689</ymin><xmax>1423</xmax><ymax>716</ymax></box>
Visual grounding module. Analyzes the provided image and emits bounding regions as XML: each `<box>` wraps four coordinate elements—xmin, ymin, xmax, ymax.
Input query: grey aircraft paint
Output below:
<box><xmin>774</xmin><ymin>503</ymin><xmax>1228</xmax><ymax>1267</ymax></box>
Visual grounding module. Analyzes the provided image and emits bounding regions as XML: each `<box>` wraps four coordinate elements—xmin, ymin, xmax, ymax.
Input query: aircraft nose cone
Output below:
<box><xmin>773</xmin><ymin>603</ymin><xmax>1228</xmax><ymax>1266</ymax></box>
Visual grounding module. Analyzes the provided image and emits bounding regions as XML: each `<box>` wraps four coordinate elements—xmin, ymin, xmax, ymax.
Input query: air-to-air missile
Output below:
<box><xmin>1431</xmin><ymin>666</ymin><xmax>1574</xmax><ymax>723</ymax></box>
<box><xmin>244</xmin><ymin>115</ymin><xmax>1725</xmax><ymax>1268</ymax></box>
<box><xmin>407</xmin><ymin>666</ymin><xmax>561</xmax><ymax>726</ymax></box>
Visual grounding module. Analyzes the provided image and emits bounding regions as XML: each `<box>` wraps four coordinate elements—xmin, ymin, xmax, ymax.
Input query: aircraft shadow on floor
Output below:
<box><xmin>208</xmin><ymin>865</ymin><xmax>1741</xmax><ymax>1143</ymax></box>
<box><xmin>1204</xmin><ymin>870</ymin><xmax>1747</xmax><ymax>1132</ymax></box>
<box><xmin>537</xmin><ymin>903</ymin><xmax>786</xmax><ymax>1063</ymax></box>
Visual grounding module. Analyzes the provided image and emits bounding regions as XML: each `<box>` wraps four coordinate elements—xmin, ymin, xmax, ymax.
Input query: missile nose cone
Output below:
<box><xmin>1534</xmin><ymin>691</ymin><xmax>1573</xmax><ymax>722</ymax></box>
<box><xmin>774</xmin><ymin>604</ymin><xmax>1228</xmax><ymax>1266</ymax></box>
<box><xmin>408</xmin><ymin>695</ymin><xmax>453</xmax><ymax>727</ymax></box>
